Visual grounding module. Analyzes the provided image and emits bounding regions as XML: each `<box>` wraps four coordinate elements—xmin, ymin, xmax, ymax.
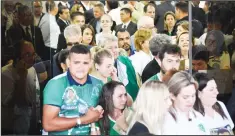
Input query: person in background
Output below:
<box><xmin>193</xmin><ymin>73</ymin><xmax>234</xmax><ymax>135</ymax></box>
<box><xmin>163</xmin><ymin>71</ymin><xmax>208</xmax><ymax>135</ymax></box>
<box><xmin>70</xmin><ymin>12</ymin><xmax>85</xmax><ymax>26</ymax></box>
<box><xmin>99</xmin><ymin>81</ymin><xmax>129</xmax><ymax>135</ymax></box>
<box><xmin>127</xmin><ymin>80</ymin><xmax>172</xmax><ymax>135</ymax></box>
<box><xmin>70</xmin><ymin>3</ymin><xmax>85</xmax><ymax>14</ymax></box>
<box><xmin>57</xmin><ymin>5</ymin><xmax>70</xmax><ymax>33</ymax></box>
<box><xmin>130</xmin><ymin>29</ymin><xmax>153</xmax><ymax>77</ymax></box>
<box><xmin>89</xmin><ymin>2</ymin><xmax>105</xmax><ymax>34</ymax></box>
<box><xmin>96</xmin><ymin>14</ymin><xmax>115</xmax><ymax>43</ymax></box>
<box><xmin>130</xmin><ymin>16</ymin><xmax>156</xmax><ymax>52</ymax></box>
<box><xmin>161</xmin><ymin>11</ymin><xmax>176</xmax><ymax>36</ymax></box>
<box><xmin>122</xmin><ymin>1</ymin><xmax>144</xmax><ymax>24</ymax></box>
<box><xmin>57</xmin><ymin>49</ymin><xmax>70</xmax><ymax>73</ymax></box>
<box><xmin>115</xmin><ymin>8</ymin><xmax>137</xmax><ymax>36</ymax></box>
<box><xmin>144</xmin><ymin>3</ymin><xmax>156</xmax><ymax>26</ymax></box>
<box><xmin>205</xmin><ymin>30</ymin><xmax>230</xmax><ymax>69</ymax></box>
<box><xmin>43</xmin><ymin>45</ymin><xmax>104</xmax><ymax>135</ymax></box>
<box><xmin>81</xmin><ymin>24</ymin><xmax>96</xmax><ymax>46</ymax></box>
<box><xmin>147</xmin><ymin>44</ymin><xmax>181</xmax><ymax>82</ymax></box>
<box><xmin>106</xmin><ymin>1</ymin><xmax>122</xmax><ymax>25</ymax></box>
<box><xmin>117</xmin><ymin>29</ymin><xmax>135</xmax><ymax>56</ymax></box>
<box><xmin>33</xmin><ymin>1</ymin><xmax>45</xmax><ymax>27</ymax></box>
<box><xmin>142</xmin><ymin>34</ymin><xmax>172</xmax><ymax>83</ymax></box>
<box><xmin>192</xmin><ymin>45</ymin><xmax>212</xmax><ymax>71</ymax></box>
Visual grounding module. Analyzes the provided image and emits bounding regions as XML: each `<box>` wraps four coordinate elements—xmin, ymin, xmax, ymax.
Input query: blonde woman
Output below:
<box><xmin>127</xmin><ymin>80</ymin><xmax>172</xmax><ymax>135</ymax></box>
<box><xmin>130</xmin><ymin>29</ymin><xmax>153</xmax><ymax>77</ymax></box>
<box><xmin>163</xmin><ymin>71</ymin><xmax>209</xmax><ymax>135</ymax></box>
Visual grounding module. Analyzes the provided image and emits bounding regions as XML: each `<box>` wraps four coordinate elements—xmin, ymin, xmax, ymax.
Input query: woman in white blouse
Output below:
<box><xmin>95</xmin><ymin>14</ymin><xmax>115</xmax><ymax>44</ymax></box>
<box><xmin>129</xmin><ymin>29</ymin><xmax>153</xmax><ymax>77</ymax></box>
<box><xmin>163</xmin><ymin>71</ymin><xmax>208</xmax><ymax>135</ymax></box>
<box><xmin>193</xmin><ymin>72</ymin><xmax>234</xmax><ymax>135</ymax></box>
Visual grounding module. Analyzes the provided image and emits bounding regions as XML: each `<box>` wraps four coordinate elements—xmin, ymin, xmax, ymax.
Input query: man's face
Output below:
<box><xmin>4</xmin><ymin>1</ymin><xmax>14</xmax><ymax>13</ymax></box>
<box><xmin>161</xmin><ymin>53</ymin><xmax>181</xmax><ymax>72</ymax></box>
<box><xmin>120</xmin><ymin>10</ymin><xmax>130</xmax><ymax>23</ymax></box>
<box><xmin>175</xmin><ymin>8</ymin><xmax>180</xmax><ymax>20</ymax></box>
<box><xmin>192</xmin><ymin>60</ymin><xmax>208</xmax><ymax>71</ymax></box>
<box><xmin>60</xmin><ymin>8</ymin><xmax>70</xmax><ymax>21</ymax></box>
<box><xmin>33</xmin><ymin>1</ymin><xmax>43</xmax><ymax>16</ymax></box>
<box><xmin>68</xmin><ymin>53</ymin><xmax>91</xmax><ymax>80</ymax></box>
<box><xmin>117</xmin><ymin>31</ymin><xmax>131</xmax><ymax>51</ymax></box>
<box><xmin>72</xmin><ymin>15</ymin><xmax>85</xmax><ymax>26</ymax></box>
<box><xmin>93</xmin><ymin>7</ymin><xmax>104</xmax><ymax>19</ymax></box>
<box><xmin>145</xmin><ymin>5</ymin><xmax>155</xmax><ymax>19</ymax></box>
<box><xmin>66</xmin><ymin>35</ymin><xmax>82</xmax><ymax>49</ymax></box>
<box><xmin>18</xmin><ymin>8</ymin><xmax>34</xmax><ymax>26</ymax></box>
<box><xmin>104</xmin><ymin>41</ymin><xmax>119</xmax><ymax>60</ymax></box>
<box><xmin>21</xmin><ymin>42</ymin><xmax>36</xmax><ymax>68</ymax></box>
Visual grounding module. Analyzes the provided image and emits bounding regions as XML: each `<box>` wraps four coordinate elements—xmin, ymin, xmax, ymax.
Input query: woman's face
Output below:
<box><xmin>101</xmin><ymin>15</ymin><xmax>112</xmax><ymax>30</ymax></box>
<box><xmin>165</xmin><ymin>14</ymin><xmax>175</xmax><ymax>28</ymax></box>
<box><xmin>199</xmin><ymin>80</ymin><xmax>219</xmax><ymax>107</ymax></box>
<box><xmin>141</xmin><ymin>38</ymin><xmax>151</xmax><ymax>51</ymax></box>
<box><xmin>82</xmin><ymin>28</ymin><xmax>93</xmax><ymax>45</ymax></box>
<box><xmin>113</xmin><ymin>85</ymin><xmax>127</xmax><ymax>110</ymax></box>
<box><xmin>96</xmin><ymin>57</ymin><xmax>114</xmax><ymax>78</ymax></box>
<box><xmin>178</xmin><ymin>33</ymin><xmax>189</xmax><ymax>52</ymax></box>
<box><xmin>172</xmin><ymin>84</ymin><xmax>196</xmax><ymax>112</ymax></box>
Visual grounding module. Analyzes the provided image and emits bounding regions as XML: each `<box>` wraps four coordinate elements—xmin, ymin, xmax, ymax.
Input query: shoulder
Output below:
<box><xmin>128</xmin><ymin>121</ymin><xmax>149</xmax><ymax>135</ymax></box>
<box><xmin>148</xmin><ymin>74</ymin><xmax>158</xmax><ymax>82</ymax></box>
<box><xmin>47</xmin><ymin>72</ymin><xmax>67</xmax><ymax>85</ymax></box>
<box><xmin>89</xmin><ymin>75</ymin><xmax>104</xmax><ymax>85</ymax></box>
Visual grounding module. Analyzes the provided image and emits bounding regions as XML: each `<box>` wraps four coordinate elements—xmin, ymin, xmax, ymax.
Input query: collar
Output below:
<box><xmin>123</xmin><ymin>20</ymin><xmax>131</xmax><ymax>27</ymax></box>
<box><xmin>67</xmin><ymin>69</ymin><xmax>92</xmax><ymax>86</ymax></box>
<box><xmin>20</xmin><ymin>24</ymin><xmax>30</xmax><ymax>30</ymax></box>
<box><xmin>81</xmin><ymin>1</ymin><xmax>90</xmax><ymax>10</ymax></box>
<box><xmin>59</xmin><ymin>17</ymin><xmax>69</xmax><ymax>24</ymax></box>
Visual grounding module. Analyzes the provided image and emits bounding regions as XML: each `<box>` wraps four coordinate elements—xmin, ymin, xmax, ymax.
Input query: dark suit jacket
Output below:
<box><xmin>78</xmin><ymin>2</ymin><xmax>94</xmax><ymax>24</ymax></box>
<box><xmin>115</xmin><ymin>21</ymin><xmax>137</xmax><ymax>36</ymax></box>
<box><xmin>57</xmin><ymin>18</ymin><xmax>69</xmax><ymax>33</ymax></box>
<box><xmin>192</xmin><ymin>5</ymin><xmax>206</xmax><ymax>30</ymax></box>
<box><xmin>141</xmin><ymin>58</ymin><xmax>160</xmax><ymax>83</ymax></box>
<box><xmin>56</xmin><ymin>34</ymin><xmax>67</xmax><ymax>53</ymax></box>
<box><xmin>7</xmin><ymin>24</ymin><xmax>47</xmax><ymax>60</ymax></box>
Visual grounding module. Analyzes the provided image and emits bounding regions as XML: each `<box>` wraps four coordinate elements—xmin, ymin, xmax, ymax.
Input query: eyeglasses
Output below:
<box><xmin>22</xmin><ymin>52</ymin><xmax>37</xmax><ymax>58</ymax></box>
<box><xmin>67</xmin><ymin>42</ymin><xmax>80</xmax><ymax>46</ymax></box>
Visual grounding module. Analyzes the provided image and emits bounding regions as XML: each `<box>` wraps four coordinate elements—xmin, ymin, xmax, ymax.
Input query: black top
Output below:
<box><xmin>141</xmin><ymin>59</ymin><xmax>160</xmax><ymax>83</ymax></box>
<box><xmin>128</xmin><ymin>122</ymin><xmax>150</xmax><ymax>135</ymax></box>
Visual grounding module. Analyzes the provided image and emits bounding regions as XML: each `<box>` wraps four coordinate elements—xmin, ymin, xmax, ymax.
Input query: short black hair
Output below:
<box><xmin>58</xmin><ymin>49</ymin><xmax>70</xmax><ymax>64</ymax></box>
<box><xmin>70</xmin><ymin>11</ymin><xmax>85</xmax><ymax>21</ymax></box>
<box><xmin>144</xmin><ymin>3</ymin><xmax>156</xmax><ymax>13</ymax></box>
<box><xmin>17</xmin><ymin>5</ymin><xmax>30</xmax><ymax>16</ymax></box>
<box><xmin>116</xmin><ymin>28</ymin><xmax>129</xmax><ymax>34</ymax></box>
<box><xmin>158</xmin><ymin>44</ymin><xmax>181</xmax><ymax>61</ymax></box>
<box><xmin>121</xmin><ymin>8</ymin><xmax>132</xmax><ymax>17</ymax></box>
<box><xmin>192</xmin><ymin>45</ymin><xmax>210</xmax><ymax>62</ymax></box>
<box><xmin>46</xmin><ymin>0</ymin><xmax>56</xmax><ymax>13</ymax></box>
<box><xmin>175</xmin><ymin>2</ymin><xmax>188</xmax><ymax>13</ymax></box>
<box><xmin>69</xmin><ymin>44</ymin><xmax>91</xmax><ymax>57</ymax></box>
<box><xmin>106</xmin><ymin>1</ymin><xmax>118</xmax><ymax>10</ymax></box>
<box><xmin>58</xmin><ymin>5</ymin><xmax>69</xmax><ymax>15</ymax></box>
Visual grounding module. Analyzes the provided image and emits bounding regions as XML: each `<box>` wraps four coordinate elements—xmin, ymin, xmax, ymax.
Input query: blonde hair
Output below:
<box><xmin>89</xmin><ymin>46</ymin><xmax>102</xmax><ymax>74</ymax></box>
<box><xmin>127</xmin><ymin>80</ymin><xmax>169</xmax><ymax>135</ymax></box>
<box><xmin>134</xmin><ymin>29</ymin><xmax>152</xmax><ymax>52</ymax></box>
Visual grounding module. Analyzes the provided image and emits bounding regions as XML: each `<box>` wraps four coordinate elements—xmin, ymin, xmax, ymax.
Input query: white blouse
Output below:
<box><xmin>163</xmin><ymin>109</ymin><xmax>209</xmax><ymax>135</ymax></box>
<box><xmin>129</xmin><ymin>51</ymin><xmax>153</xmax><ymax>76</ymax></box>
<box><xmin>202</xmin><ymin>101</ymin><xmax>234</xmax><ymax>135</ymax></box>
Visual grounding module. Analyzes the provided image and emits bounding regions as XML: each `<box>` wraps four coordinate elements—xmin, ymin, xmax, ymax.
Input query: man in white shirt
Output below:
<box><xmin>33</xmin><ymin>1</ymin><xmax>45</xmax><ymax>27</ymax></box>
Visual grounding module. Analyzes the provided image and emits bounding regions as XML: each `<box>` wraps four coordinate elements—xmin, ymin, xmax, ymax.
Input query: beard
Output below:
<box><xmin>123</xmin><ymin>44</ymin><xmax>131</xmax><ymax>51</ymax></box>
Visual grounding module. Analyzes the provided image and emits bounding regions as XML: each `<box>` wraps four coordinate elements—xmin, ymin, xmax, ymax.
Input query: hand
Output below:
<box><xmin>16</xmin><ymin>60</ymin><xmax>28</xmax><ymax>78</ymax></box>
<box><xmin>84</xmin><ymin>107</ymin><xmax>100</xmax><ymax>123</ymax></box>
<box><xmin>94</xmin><ymin>105</ymin><xmax>104</xmax><ymax>119</ymax></box>
<box><xmin>111</xmin><ymin>67</ymin><xmax>119</xmax><ymax>81</ymax></box>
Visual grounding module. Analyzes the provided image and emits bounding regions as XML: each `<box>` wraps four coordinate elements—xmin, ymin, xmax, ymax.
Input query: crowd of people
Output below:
<box><xmin>1</xmin><ymin>0</ymin><xmax>235</xmax><ymax>135</ymax></box>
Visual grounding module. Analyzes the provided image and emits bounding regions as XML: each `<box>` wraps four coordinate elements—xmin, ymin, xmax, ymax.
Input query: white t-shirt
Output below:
<box><xmin>163</xmin><ymin>109</ymin><xmax>209</xmax><ymax>135</ymax></box>
<box><xmin>202</xmin><ymin>101</ymin><xmax>234</xmax><ymax>135</ymax></box>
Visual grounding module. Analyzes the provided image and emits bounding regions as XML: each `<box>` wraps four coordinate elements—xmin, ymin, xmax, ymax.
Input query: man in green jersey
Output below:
<box><xmin>43</xmin><ymin>45</ymin><xmax>104</xmax><ymax>135</ymax></box>
<box><xmin>148</xmin><ymin>44</ymin><xmax>181</xmax><ymax>82</ymax></box>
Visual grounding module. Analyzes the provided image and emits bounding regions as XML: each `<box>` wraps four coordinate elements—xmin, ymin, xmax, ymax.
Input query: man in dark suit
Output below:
<box><xmin>192</xmin><ymin>1</ymin><xmax>206</xmax><ymax>30</ymax></box>
<box><xmin>89</xmin><ymin>2</ymin><xmax>105</xmax><ymax>34</ymax></box>
<box><xmin>116</xmin><ymin>8</ymin><xmax>137</xmax><ymax>36</ymax></box>
<box><xmin>57</xmin><ymin>5</ymin><xmax>70</xmax><ymax>33</ymax></box>
<box><xmin>78</xmin><ymin>1</ymin><xmax>94</xmax><ymax>24</ymax></box>
<box><xmin>7</xmin><ymin>5</ymin><xmax>47</xmax><ymax>60</ymax></box>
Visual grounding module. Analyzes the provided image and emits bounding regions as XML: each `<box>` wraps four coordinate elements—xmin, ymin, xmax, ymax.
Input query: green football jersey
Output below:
<box><xmin>43</xmin><ymin>71</ymin><xmax>103</xmax><ymax>135</ymax></box>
